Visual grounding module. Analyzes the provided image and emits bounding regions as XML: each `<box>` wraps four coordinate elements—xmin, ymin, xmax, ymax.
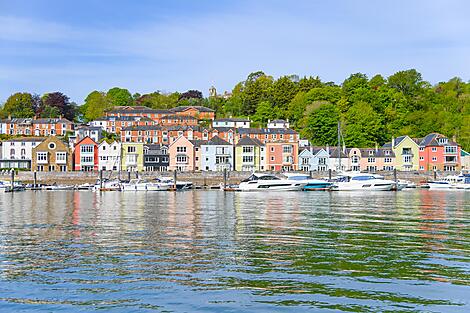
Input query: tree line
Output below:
<box><xmin>1</xmin><ymin>69</ymin><xmax>469</xmax><ymax>150</ymax></box>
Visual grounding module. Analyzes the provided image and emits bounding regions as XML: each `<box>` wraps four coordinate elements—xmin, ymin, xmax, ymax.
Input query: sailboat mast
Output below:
<box><xmin>337</xmin><ymin>120</ymin><xmax>341</xmax><ymax>171</ymax></box>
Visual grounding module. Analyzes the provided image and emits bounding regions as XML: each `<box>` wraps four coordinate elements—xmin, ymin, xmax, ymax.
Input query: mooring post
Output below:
<box><xmin>127</xmin><ymin>171</ymin><xmax>131</xmax><ymax>182</ymax></box>
<box><xmin>33</xmin><ymin>171</ymin><xmax>37</xmax><ymax>188</ymax></box>
<box><xmin>393</xmin><ymin>168</ymin><xmax>397</xmax><ymax>182</ymax></box>
<box><xmin>99</xmin><ymin>170</ymin><xmax>103</xmax><ymax>189</ymax></box>
<box><xmin>309</xmin><ymin>170</ymin><xmax>313</xmax><ymax>179</ymax></box>
<box><xmin>223</xmin><ymin>168</ymin><xmax>227</xmax><ymax>189</ymax></box>
<box><xmin>10</xmin><ymin>170</ymin><xmax>14</xmax><ymax>192</ymax></box>
<box><xmin>328</xmin><ymin>168</ymin><xmax>332</xmax><ymax>180</ymax></box>
<box><xmin>433</xmin><ymin>170</ymin><xmax>437</xmax><ymax>180</ymax></box>
<box><xmin>173</xmin><ymin>170</ymin><xmax>177</xmax><ymax>190</ymax></box>
<box><xmin>136</xmin><ymin>170</ymin><xmax>139</xmax><ymax>179</ymax></box>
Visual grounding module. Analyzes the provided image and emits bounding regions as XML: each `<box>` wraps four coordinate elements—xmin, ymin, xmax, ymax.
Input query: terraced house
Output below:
<box><xmin>73</xmin><ymin>137</ymin><xmax>99</xmax><ymax>171</ymax></box>
<box><xmin>418</xmin><ymin>133</ymin><xmax>461</xmax><ymax>171</ymax></box>
<box><xmin>121</xmin><ymin>142</ymin><xmax>144</xmax><ymax>172</ymax></box>
<box><xmin>298</xmin><ymin>147</ymin><xmax>329</xmax><ymax>172</ymax></box>
<box><xmin>200</xmin><ymin>136</ymin><xmax>233</xmax><ymax>171</ymax></box>
<box><xmin>0</xmin><ymin>137</ymin><xmax>45</xmax><ymax>170</ymax></box>
<box><xmin>168</xmin><ymin>136</ymin><xmax>195</xmax><ymax>171</ymax></box>
<box><xmin>98</xmin><ymin>140</ymin><xmax>121</xmax><ymax>171</ymax></box>
<box><xmin>143</xmin><ymin>144</ymin><xmax>169</xmax><ymax>171</ymax></box>
<box><xmin>0</xmin><ymin>116</ymin><xmax>74</xmax><ymax>136</ymax></box>
<box><xmin>32</xmin><ymin>136</ymin><xmax>72</xmax><ymax>172</ymax></box>
<box><xmin>383</xmin><ymin>136</ymin><xmax>420</xmax><ymax>171</ymax></box>
<box><xmin>235</xmin><ymin>137</ymin><xmax>265</xmax><ymax>172</ymax></box>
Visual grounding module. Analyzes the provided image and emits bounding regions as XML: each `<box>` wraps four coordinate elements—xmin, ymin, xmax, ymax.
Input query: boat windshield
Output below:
<box><xmin>258</xmin><ymin>175</ymin><xmax>280</xmax><ymax>180</ymax></box>
<box><xmin>287</xmin><ymin>175</ymin><xmax>308</xmax><ymax>180</ymax></box>
<box><xmin>351</xmin><ymin>175</ymin><xmax>377</xmax><ymax>181</ymax></box>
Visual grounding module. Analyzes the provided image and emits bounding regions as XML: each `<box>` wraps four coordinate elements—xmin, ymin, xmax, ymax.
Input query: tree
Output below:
<box><xmin>106</xmin><ymin>87</ymin><xmax>133</xmax><ymax>106</ymax></box>
<box><xmin>40</xmin><ymin>92</ymin><xmax>76</xmax><ymax>120</ymax></box>
<box><xmin>387</xmin><ymin>69</ymin><xmax>423</xmax><ymax>96</ymax></box>
<box><xmin>252</xmin><ymin>101</ymin><xmax>279</xmax><ymax>125</ymax></box>
<box><xmin>241</xmin><ymin>71</ymin><xmax>273</xmax><ymax>115</ymax></box>
<box><xmin>2</xmin><ymin>92</ymin><xmax>36</xmax><ymax>118</ymax></box>
<box><xmin>269</xmin><ymin>75</ymin><xmax>298</xmax><ymax>114</ymax></box>
<box><xmin>179</xmin><ymin>90</ymin><xmax>203</xmax><ymax>101</ymax></box>
<box><xmin>81</xmin><ymin>91</ymin><xmax>111</xmax><ymax>121</ymax></box>
<box><xmin>343</xmin><ymin>101</ymin><xmax>384</xmax><ymax>147</ymax></box>
<box><xmin>303</xmin><ymin>103</ymin><xmax>340</xmax><ymax>146</ymax></box>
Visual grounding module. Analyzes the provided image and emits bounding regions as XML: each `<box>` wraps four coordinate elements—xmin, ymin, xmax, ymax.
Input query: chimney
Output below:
<box><xmin>452</xmin><ymin>135</ymin><xmax>457</xmax><ymax>143</ymax></box>
<box><xmin>375</xmin><ymin>142</ymin><xmax>378</xmax><ymax>152</ymax></box>
<box><xmin>326</xmin><ymin>144</ymin><xmax>330</xmax><ymax>156</ymax></box>
<box><xmin>392</xmin><ymin>136</ymin><xmax>395</xmax><ymax>148</ymax></box>
<box><xmin>8</xmin><ymin>114</ymin><xmax>11</xmax><ymax>120</ymax></box>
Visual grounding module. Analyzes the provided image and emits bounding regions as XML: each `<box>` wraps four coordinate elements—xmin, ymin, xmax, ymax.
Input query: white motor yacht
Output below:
<box><xmin>92</xmin><ymin>179</ymin><xmax>121</xmax><ymax>191</ymax></box>
<box><xmin>121</xmin><ymin>179</ymin><xmax>170</xmax><ymax>191</ymax></box>
<box><xmin>331</xmin><ymin>173</ymin><xmax>395</xmax><ymax>191</ymax></box>
<box><xmin>238</xmin><ymin>173</ymin><xmax>306</xmax><ymax>191</ymax></box>
<box><xmin>283</xmin><ymin>173</ymin><xmax>333</xmax><ymax>190</ymax></box>
<box><xmin>157</xmin><ymin>178</ymin><xmax>193</xmax><ymax>190</ymax></box>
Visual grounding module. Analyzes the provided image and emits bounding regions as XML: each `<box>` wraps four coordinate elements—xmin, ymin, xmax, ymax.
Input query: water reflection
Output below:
<box><xmin>0</xmin><ymin>190</ymin><xmax>468</xmax><ymax>312</ymax></box>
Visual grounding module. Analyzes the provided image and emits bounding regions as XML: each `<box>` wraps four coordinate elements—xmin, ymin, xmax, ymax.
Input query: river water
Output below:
<box><xmin>0</xmin><ymin>190</ymin><xmax>468</xmax><ymax>312</ymax></box>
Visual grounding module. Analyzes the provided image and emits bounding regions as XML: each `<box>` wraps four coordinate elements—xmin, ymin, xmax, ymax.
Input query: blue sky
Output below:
<box><xmin>1</xmin><ymin>0</ymin><xmax>469</xmax><ymax>103</ymax></box>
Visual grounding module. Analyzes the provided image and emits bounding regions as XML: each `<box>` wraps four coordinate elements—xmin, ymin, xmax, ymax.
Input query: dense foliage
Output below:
<box><xmin>1</xmin><ymin>70</ymin><xmax>469</xmax><ymax>150</ymax></box>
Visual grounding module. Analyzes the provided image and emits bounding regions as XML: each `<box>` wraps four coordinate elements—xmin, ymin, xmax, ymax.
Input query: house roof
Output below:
<box><xmin>3</xmin><ymin>137</ymin><xmax>46</xmax><ymax>142</ymax></box>
<box><xmin>214</xmin><ymin>118</ymin><xmax>249</xmax><ymax>122</ymax></box>
<box><xmin>462</xmin><ymin>149</ymin><xmax>469</xmax><ymax>157</ymax></box>
<box><xmin>358</xmin><ymin>148</ymin><xmax>395</xmax><ymax>157</ymax></box>
<box><xmin>203</xmin><ymin>135</ymin><xmax>231</xmax><ymax>146</ymax></box>
<box><xmin>212</xmin><ymin>127</ymin><xmax>236</xmax><ymax>133</ymax></box>
<box><xmin>121</xmin><ymin>125</ymin><xmax>163</xmax><ymax>131</ymax></box>
<box><xmin>75</xmin><ymin>136</ymin><xmax>98</xmax><ymax>146</ymax></box>
<box><xmin>236</xmin><ymin>136</ymin><xmax>264</xmax><ymax>147</ymax></box>
<box><xmin>161</xmin><ymin>114</ymin><xmax>198</xmax><ymax>120</ymax></box>
<box><xmin>106</xmin><ymin>106</ymin><xmax>171</xmax><ymax>114</ymax></box>
<box><xmin>269</xmin><ymin>119</ymin><xmax>288</xmax><ymax>123</ymax></box>
<box><xmin>419</xmin><ymin>133</ymin><xmax>458</xmax><ymax>147</ymax></box>
<box><xmin>328</xmin><ymin>147</ymin><xmax>348</xmax><ymax>158</ymax></box>
<box><xmin>93</xmin><ymin>115</ymin><xmax>154</xmax><ymax>122</ymax></box>
<box><xmin>1</xmin><ymin>117</ymin><xmax>73</xmax><ymax>124</ymax></box>
<box><xmin>189</xmin><ymin>139</ymin><xmax>209</xmax><ymax>147</ymax></box>
<box><xmin>169</xmin><ymin>106</ymin><xmax>215</xmax><ymax>113</ymax></box>
<box><xmin>237</xmin><ymin>127</ymin><xmax>297</xmax><ymax>135</ymax></box>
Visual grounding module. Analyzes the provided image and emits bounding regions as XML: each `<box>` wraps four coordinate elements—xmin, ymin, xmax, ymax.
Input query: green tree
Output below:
<box><xmin>269</xmin><ymin>75</ymin><xmax>298</xmax><ymax>114</ymax></box>
<box><xmin>81</xmin><ymin>91</ymin><xmax>111</xmax><ymax>121</ymax></box>
<box><xmin>252</xmin><ymin>101</ymin><xmax>279</xmax><ymax>125</ymax></box>
<box><xmin>303</xmin><ymin>103</ymin><xmax>340</xmax><ymax>146</ymax></box>
<box><xmin>106</xmin><ymin>87</ymin><xmax>133</xmax><ymax>106</ymax></box>
<box><xmin>2</xmin><ymin>92</ymin><xmax>36</xmax><ymax>118</ymax></box>
<box><xmin>387</xmin><ymin>69</ymin><xmax>423</xmax><ymax>96</ymax></box>
<box><xmin>343</xmin><ymin>101</ymin><xmax>384</xmax><ymax>147</ymax></box>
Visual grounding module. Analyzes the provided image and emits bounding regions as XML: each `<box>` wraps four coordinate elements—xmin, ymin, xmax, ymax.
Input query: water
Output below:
<box><xmin>0</xmin><ymin>190</ymin><xmax>469</xmax><ymax>312</ymax></box>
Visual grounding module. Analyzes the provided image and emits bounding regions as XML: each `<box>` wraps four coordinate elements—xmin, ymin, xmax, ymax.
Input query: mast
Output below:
<box><xmin>337</xmin><ymin>120</ymin><xmax>341</xmax><ymax>171</ymax></box>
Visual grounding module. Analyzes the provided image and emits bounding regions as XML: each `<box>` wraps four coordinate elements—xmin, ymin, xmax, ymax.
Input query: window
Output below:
<box><xmin>419</xmin><ymin>147</ymin><xmax>424</xmax><ymax>151</ymax></box>
<box><xmin>384</xmin><ymin>157</ymin><xmax>392</xmax><ymax>163</ymax></box>
<box><xmin>243</xmin><ymin>156</ymin><xmax>254</xmax><ymax>163</ymax></box>
<box><xmin>176</xmin><ymin>155</ymin><xmax>187</xmax><ymax>163</ymax></box>
<box><xmin>243</xmin><ymin>146</ymin><xmax>253</xmax><ymax>153</ymax></box>
<box><xmin>81</xmin><ymin>156</ymin><xmax>94</xmax><ymax>163</ymax></box>
<box><xmin>81</xmin><ymin>145</ymin><xmax>94</xmax><ymax>153</ymax></box>
<box><xmin>420</xmin><ymin>166</ymin><xmax>424</xmax><ymax>170</ymax></box>
<box><xmin>177</xmin><ymin>146</ymin><xmax>187</xmax><ymax>153</ymax></box>
<box><xmin>37</xmin><ymin>152</ymin><xmax>47</xmax><ymax>162</ymax></box>
<box><xmin>128</xmin><ymin>146</ymin><xmax>136</xmax><ymax>153</ymax></box>
<box><xmin>102</xmin><ymin>146</ymin><xmax>106</xmax><ymax>151</ymax></box>
<box><xmin>431</xmin><ymin>147</ymin><xmax>437</xmax><ymax>152</ymax></box>
<box><xmin>48</xmin><ymin>165</ymin><xmax>55</xmax><ymax>171</ymax></box>
<box><xmin>432</xmin><ymin>157</ymin><xmax>437</xmax><ymax>161</ymax></box>
<box><xmin>368</xmin><ymin>157</ymin><xmax>376</xmax><ymax>163</ymax></box>
<box><xmin>56</xmin><ymin>152</ymin><xmax>67</xmax><ymax>163</ymax></box>
<box><xmin>270</xmin><ymin>146</ymin><xmax>275</xmax><ymax>152</ymax></box>
<box><xmin>420</xmin><ymin>156</ymin><xmax>424</xmax><ymax>160</ymax></box>
<box><xmin>60</xmin><ymin>165</ymin><xmax>67</xmax><ymax>172</ymax></box>
<box><xmin>21</xmin><ymin>142</ymin><xmax>25</xmax><ymax>146</ymax></box>
<box><xmin>280</xmin><ymin>134</ymin><xmax>284</xmax><ymax>139</ymax></box>
<box><xmin>271</xmin><ymin>156</ymin><xmax>275</xmax><ymax>161</ymax></box>
<box><xmin>283</xmin><ymin>145</ymin><xmax>292</xmax><ymax>153</ymax></box>
<box><xmin>445</xmin><ymin>146</ymin><xmax>457</xmax><ymax>154</ymax></box>
<box><xmin>10</xmin><ymin>149</ymin><xmax>15</xmax><ymax>157</ymax></box>
<box><xmin>385</xmin><ymin>150</ymin><xmax>390</xmax><ymax>156</ymax></box>
<box><xmin>368</xmin><ymin>150</ymin><xmax>374</xmax><ymax>156</ymax></box>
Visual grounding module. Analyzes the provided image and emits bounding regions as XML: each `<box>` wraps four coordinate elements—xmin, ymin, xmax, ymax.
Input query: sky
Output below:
<box><xmin>1</xmin><ymin>0</ymin><xmax>470</xmax><ymax>104</ymax></box>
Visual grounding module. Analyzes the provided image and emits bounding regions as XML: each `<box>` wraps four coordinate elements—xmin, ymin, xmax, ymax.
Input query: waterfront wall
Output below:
<box><xmin>0</xmin><ymin>170</ymin><xmax>444</xmax><ymax>186</ymax></box>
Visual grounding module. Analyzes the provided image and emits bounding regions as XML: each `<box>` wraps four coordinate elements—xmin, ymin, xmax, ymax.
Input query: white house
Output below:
<box><xmin>200</xmin><ymin>136</ymin><xmax>234</xmax><ymax>171</ymax></box>
<box><xmin>75</xmin><ymin>125</ymin><xmax>103</xmax><ymax>143</ymax></box>
<box><xmin>0</xmin><ymin>137</ymin><xmax>45</xmax><ymax>169</ymax></box>
<box><xmin>328</xmin><ymin>147</ymin><xmax>349</xmax><ymax>171</ymax></box>
<box><xmin>98</xmin><ymin>141</ymin><xmax>121</xmax><ymax>171</ymax></box>
<box><xmin>298</xmin><ymin>147</ymin><xmax>330</xmax><ymax>172</ymax></box>
<box><xmin>212</xmin><ymin>118</ymin><xmax>251</xmax><ymax>129</ymax></box>
<box><xmin>267</xmin><ymin>119</ymin><xmax>290</xmax><ymax>129</ymax></box>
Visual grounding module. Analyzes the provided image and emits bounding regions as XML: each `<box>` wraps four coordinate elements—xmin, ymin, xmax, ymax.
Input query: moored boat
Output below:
<box><xmin>331</xmin><ymin>173</ymin><xmax>395</xmax><ymax>191</ymax></box>
<box><xmin>283</xmin><ymin>173</ymin><xmax>332</xmax><ymax>190</ymax></box>
<box><xmin>238</xmin><ymin>173</ymin><xmax>306</xmax><ymax>191</ymax></box>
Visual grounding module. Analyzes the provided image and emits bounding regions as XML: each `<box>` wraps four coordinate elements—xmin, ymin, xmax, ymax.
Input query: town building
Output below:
<box><xmin>159</xmin><ymin>114</ymin><xmax>199</xmax><ymax>126</ymax></box>
<box><xmin>0</xmin><ymin>117</ymin><xmax>74</xmax><ymax>136</ymax></box>
<box><xmin>328</xmin><ymin>147</ymin><xmax>349</xmax><ymax>171</ymax></box>
<box><xmin>73</xmin><ymin>137</ymin><xmax>99</xmax><ymax>171</ymax></box>
<box><xmin>168</xmin><ymin>136</ymin><xmax>196</xmax><ymax>171</ymax></box>
<box><xmin>298</xmin><ymin>147</ymin><xmax>329</xmax><ymax>172</ymax></box>
<box><xmin>265</xmin><ymin>141</ymin><xmax>299</xmax><ymax>171</ymax></box>
<box><xmin>169</xmin><ymin>106</ymin><xmax>215</xmax><ymax>120</ymax></box>
<box><xmin>143</xmin><ymin>144</ymin><xmax>169</xmax><ymax>171</ymax></box>
<box><xmin>105</xmin><ymin>106</ymin><xmax>172</xmax><ymax>121</ymax></box>
<box><xmin>267</xmin><ymin>119</ymin><xmax>290</xmax><ymax>129</ymax></box>
<box><xmin>32</xmin><ymin>136</ymin><xmax>72</xmax><ymax>172</ymax></box>
<box><xmin>121</xmin><ymin>142</ymin><xmax>144</xmax><ymax>172</ymax></box>
<box><xmin>235</xmin><ymin>136</ymin><xmax>265</xmax><ymax>172</ymax></box>
<box><xmin>200</xmin><ymin>136</ymin><xmax>233</xmax><ymax>171</ymax></box>
<box><xmin>212</xmin><ymin>118</ymin><xmax>250</xmax><ymax>129</ymax></box>
<box><xmin>418</xmin><ymin>133</ymin><xmax>461</xmax><ymax>171</ymax></box>
<box><xmin>0</xmin><ymin>137</ymin><xmax>45</xmax><ymax>170</ymax></box>
<box><xmin>383</xmin><ymin>136</ymin><xmax>420</xmax><ymax>171</ymax></box>
<box><xmin>461</xmin><ymin>150</ymin><xmax>470</xmax><ymax>171</ymax></box>
<box><xmin>74</xmin><ymin>125</ymin><xmax>103</xmax><ymax>143</ymax></box>
<box><xmin>236</xmin><ymin>127</ymin><xmax>299</xmax><ymax>144</ymax></box>
<box><xmin>98</xmin><ymin>140</ymin><xmax>121</xmax><ymax>171</ymax></box>
<box><xmin>90</xmin><ymin>115</ymin><xmax>156</xmax><ymax>134</ymax></box>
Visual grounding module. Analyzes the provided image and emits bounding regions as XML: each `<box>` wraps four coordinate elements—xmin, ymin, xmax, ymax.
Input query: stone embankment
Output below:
<box><xmin>0</xmin><ymin>170</ymin><xmax>442</xmax><ymax>187</ymax></box>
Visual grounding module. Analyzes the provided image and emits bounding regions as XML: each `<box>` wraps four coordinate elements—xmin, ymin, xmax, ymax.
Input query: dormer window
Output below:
<box><xmin>438</xmin><ymin>138</ymin><xmax>448</xmax><ymax>144</ymax></box>
<box><xmin>385</xmin><ymin>150</ymin><xmax>390</xmax><ymax>156</ymax></box>
<box><xmin>368</xmin><ymin>150</ymin><xmax>373</xmax><ymax>156</ymax></box>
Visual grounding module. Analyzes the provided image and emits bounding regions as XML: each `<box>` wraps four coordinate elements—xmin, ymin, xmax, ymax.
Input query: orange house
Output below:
<box><xmin>265</xmin><ymin>141</ymin><xmax>299</xmax><ymax>171</ymax></box>
<box><xmin>73</xmin><ymin>136</ymin><xmax>99</xmax><ymax>171</ymax></box>
<box><xmin>169</xmin><ymin>106</ymin><xmax>215</xmax><ymax>120</ymax></box>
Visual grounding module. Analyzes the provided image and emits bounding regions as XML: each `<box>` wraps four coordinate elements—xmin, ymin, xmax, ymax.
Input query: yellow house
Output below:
<box><xmin>121</xmin><ymin>142</ymin><xmax>144</xmax><ymax>172</ymax></box>
<box><xmin>384</xmin><ymin>136</ymin><xmax>420</xmax><ymax>171</ymax></box>
<box><xmin>235</xmin><ymin>136</ymin><xmax>265</xmax><ymax>171</ymax></box>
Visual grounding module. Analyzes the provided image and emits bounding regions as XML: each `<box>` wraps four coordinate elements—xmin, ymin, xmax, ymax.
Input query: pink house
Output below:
<box><xmin>168</xmin><ymin>136</ymin><xmax>195</xmax><ymax>171</ymax></box>
<box><xmin>348</xmin><ymin>147</ymin><xmax>395</xmax><ymax>172</ymax></box>
<box><xmin>418</xmin><ymin>133</ymin><xmax>461</xmax><ymax>171</ymax></box>
<box><xmin>265</xmin><ymin>142</ymin><xmax>298</xmax><ymax>171</ymax></box>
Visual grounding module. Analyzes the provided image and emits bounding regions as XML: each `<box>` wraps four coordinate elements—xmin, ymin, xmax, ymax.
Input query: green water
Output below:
<box><xmin>0</xmin><ymin>190</ymin><xmax>468</xmax><ymax>312</ymax></box>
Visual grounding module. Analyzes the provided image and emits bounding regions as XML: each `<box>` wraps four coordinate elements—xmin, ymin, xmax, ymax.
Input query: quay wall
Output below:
<box><xmin>0</xmin><ymin>170</ymin><xmax>443</xmax><ymax>186</ymax></box>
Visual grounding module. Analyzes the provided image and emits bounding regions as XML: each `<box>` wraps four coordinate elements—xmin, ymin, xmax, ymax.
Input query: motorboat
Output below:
<box><xmin>426</xmin><ymin>180</ymin><xmax>452</xmax><ymax>189</ymax></box>
<box><xmin>157</xmin><ymin>177</ymin><xmax>193</xmax><ymax>190</ymax></box>
<box><xmin>238</xmin><ymin>173</ymin><xmax>306</xmax><ymax>191</ymax></box>
<box><xmin>43</xmin><ymin>183</ymin><xmax>75</xmax><ymax>190</ymax></box>
<box><xmin>92</xmin><ymin>179</ymin><xmax>121</xmax><ymax>191</ymax></box>
<box><xmin>283</xmin><ymin>173</ymin><xmax>333</xmax><ymax>190</ymax></box>
<box><xmin>331</xmin><ymin>173</ymin><xmax>396</xmax><ymax>191</ymax></box>
<box><xmin>121</xmin><ymin>179</ymin><xmax>170</xmax><ymax>191</ymax></box>
<box><xmin>3</xmin><ymin>181</ymin><xmax>26</xmax><ymax>192</ymax></box>
<box><xmin>398</xmin><ymin>180</ymin><xmax>417</xmax><ymax>189</ymax></box>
